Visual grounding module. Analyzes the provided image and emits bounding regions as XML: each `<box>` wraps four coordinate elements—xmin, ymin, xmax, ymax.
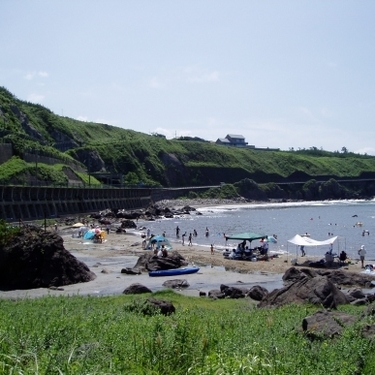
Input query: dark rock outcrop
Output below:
<box><xmin>122</xmin><ymin>283</ymin><xmax>152</xmax><ymax>294</ymax></box>
<box><xmin>123</xmin><ymin>297</ymin><xmax>175</xmax><ymax>316</ymax></box>
<box><xmin>220</xmin><ymin>284</ymin><xmax>247</xmax><ymax>299</ymax></box>
<box><xmin>248</xmin><ymin>285</ymin><xmax>269</xmax><ymax>301</ymax></box>
<box><xmin>120</xmin><ymin>220</ymin><xmax>137</xmax><ymax>229</ymax></box>
<box><xmin>134</xmin><ymin>251</ymin><xmax>188</xmax><ymax>271</ymax></box>
<box><xmin>283</xmin><ymin>267</ymin><xmax>375</xmax><ymax>288</ymax></box>
<box><xmin>121</xmin><ymin>267</ymin><xmax>142</xmax><ymax>275</ymax></box>
<box><xmin>208</xmin><ymin>289</ymin><xmax>225</xmax><ymax>299</ymax></box>
<box><xmin>146</xmin><ymin>298</ymin><xmax>176</xmax><ymax>315</ymax></box>
<box><xmin>162</xmin><ymin>279</ymin><xmax>190</xmax><ymax>289</ymax></box>
<box><xmin>302</xmin><ymin>310</ymin><xmax>357</xmax><ymax>339</ymax></box>
<box><xmin>258</xmin><ymin>274</ymin><xmax>349</xmax><ymax>309</ymax></box>
<box><xmin>0</xmin><ymin>226</ymin><xmax>96</xmax><ymax>290</ymax></box>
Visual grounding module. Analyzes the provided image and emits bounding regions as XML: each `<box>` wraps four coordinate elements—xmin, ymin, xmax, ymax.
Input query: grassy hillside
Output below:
<box><xmin>1</xmin><ymin>86</ymin><xmax>375</xmax><ymax>188</ymax></box>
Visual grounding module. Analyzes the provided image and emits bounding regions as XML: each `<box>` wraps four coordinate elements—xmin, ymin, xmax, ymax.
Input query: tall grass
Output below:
<box><xmin>0</xmin><ymin>291</ymin><xmax>374</xmax><ymax>374</ymax></box>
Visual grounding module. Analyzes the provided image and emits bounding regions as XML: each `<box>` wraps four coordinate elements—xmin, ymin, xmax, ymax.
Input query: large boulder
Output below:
<box><xmin>302</xmin><ymin>310</ymin><xmax>357</xmax><ymax>339</ymax></box>
<box><xmin>220</xmin><ymin>284</ymin><xmax>247</xmax><ymax>299</ymax></box>
<box><xmin>0</xmin><ymin>226</ymin><xmax>96</xmax><ymax>290</ymax></box>
<box><xmin>208</xmin><ymin>289</ymin><xmax>225</xmax><ymax>299</ymax></box>
<box><xmin>283</xmin><ymin>267</ymin><xmax>375</xmax><ymax>288</ymax></box>
<box><xmin>134</xmin><ymin>251</ymin><xmax>188</xmax><ymax>271</ymax></box>
<box><xmin>258</xmin><ymin>274</ymin><xmax>349</xmax><ymax>309</ymax></box>
<box><xmin>162</xmin><ymin>279</ymin><xmax>190</xmax><ymax>289</ymax></box>
<box><xmin>121</xmin><ymin>267</ymin><xmax>142</xmax><ymax>275</ymax></box>
<box><xmin>123</xmin><ymin>283</ymin><xmax>152</xmax><ymax>294</ymax></box>
<box><xmin>248</xmin><ymin>285</ymin><xmax>269</xmax><ymax>301</ymax></box>
<box><xmin>146</xmin><ymin>298</ymin><xmax>176</xmax><ymax>315</ymax></box>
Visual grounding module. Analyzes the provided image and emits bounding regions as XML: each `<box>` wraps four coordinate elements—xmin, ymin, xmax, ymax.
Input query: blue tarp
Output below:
<box><xmin>84</xmin><ymin>231</ymin><xmax>95</xmax><ymax>240</ymax></box>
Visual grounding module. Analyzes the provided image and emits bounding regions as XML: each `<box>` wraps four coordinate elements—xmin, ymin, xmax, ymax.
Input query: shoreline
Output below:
<box><xmin>0</xmin><ymin>198</ymin><xmax>367</xmax><ymax>299</ymax></box>
<box><xmin>0</xmin><ymin>223</ymin><xmax>364</xmax><ymax>300</ymax></box>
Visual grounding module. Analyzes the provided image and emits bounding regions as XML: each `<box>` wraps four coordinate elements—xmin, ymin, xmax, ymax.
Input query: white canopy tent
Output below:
<box><xmin>287</xmin><ymin>234</ymin><xmax>338</xmax><ymax>247</ymax></box>
<box><xmin>287</xmin><ymin>234</ymin><xmax>338</xmax><ymax>262</ymax></box>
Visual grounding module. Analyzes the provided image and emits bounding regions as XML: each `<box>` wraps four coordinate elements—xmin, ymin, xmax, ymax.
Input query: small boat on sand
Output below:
<box><xmin>148</xmin><ymin>266</ymin><xmax>200</xmax><ymax>277</ymax></box>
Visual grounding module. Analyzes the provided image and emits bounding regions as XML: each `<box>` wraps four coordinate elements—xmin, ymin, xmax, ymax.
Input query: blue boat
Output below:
<box><xmin>148</xmin><ymin>266</ymin><xmax>200</xmax><ymax>277</ymax></box>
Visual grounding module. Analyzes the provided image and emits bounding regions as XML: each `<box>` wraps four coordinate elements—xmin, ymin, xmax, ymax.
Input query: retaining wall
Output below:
<box><xmin>0</xmin><ymin>185</ymin><xmax>213</xmax><ymax>222</ymax></box>
<box><xmin>0</xmin><ymin>186</ymin><xmax>153</xmax><ymax>221</ymax></box>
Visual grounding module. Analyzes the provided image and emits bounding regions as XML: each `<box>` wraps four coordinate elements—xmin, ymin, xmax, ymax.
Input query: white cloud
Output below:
<box><xmin>24</xmin><ymin>71</ymin><xmax>49</xmax><ymax>80</ymax></box>
<box><xmin>150</xmin><ymin>76</ymin><xmax>164</xmax><ymax>89</ymax></box>
<box><xmin>326</xmin><ymin>61</ymin><xmax>337</xmax><ymax>68</ymax></box>
<box><xmin>354</xmin><ymin>147</ymin><xmax>375</xmax><ymax>156</ymax></box>
<box><xmin>27</xmin><ymin>93</ymin><xmax>45</xmax><ymax>103</ymax></box>
<box><xmin>77</xmin><ymin>116</ymin><xmax>89</xmax><ymax>122</ymax></box>
<box><xmin>154</xmin><ymin>127</ymin><xmax>174</xmax><ymax>138</ymax></box>
<box><xmin>24</xmin><ymin>72</ymin><xmax>34</xmax><ymax>80</ymax></box>
<box><xmin>184</xmin><ymin>65</ymin><xmax>220</xmax><ymax>83</ymax></box>
<box><xmin>298</xmin><ymin>106</ymin><xmax>315</xmax><ymax>119</ymax></box>
<box><xmin>95</xmin><ymin>118</ymin><xmax>116</xmax><ymax>125</ymax></box>
<box><xmin>76</xmin><ymin>116</ymin><xmax>116</xmax><ymax>125</ymax></box>
<box><xmin>320</xmin><ymin>108</ymin><xmax>334</xmax><ymax>118</ymax></box>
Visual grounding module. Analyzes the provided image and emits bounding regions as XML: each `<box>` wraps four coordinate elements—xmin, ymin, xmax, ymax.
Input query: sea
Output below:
<box><xmin>135</xmin><ymin>199</ymin><xmax>375</xmax><ymax>262</ymax></box>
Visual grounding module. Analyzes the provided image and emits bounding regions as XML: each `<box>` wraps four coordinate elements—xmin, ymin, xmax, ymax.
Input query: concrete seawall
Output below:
<box><xmin>0</xmin><ymin>186</ymin><xmax>210</xmax><ymax>222</ymax></box>
<box><xmin>0</xmin><ymin>186</ymin><xmax>153</xmax><ymax>221</ymax></box>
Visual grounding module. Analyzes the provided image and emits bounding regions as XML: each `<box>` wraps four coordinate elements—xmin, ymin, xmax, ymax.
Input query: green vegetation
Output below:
<box><xmin>0</xmin><ymin>291</ymin><xmax>374</xmax><ymax>374</ymax></box>
<box><xmin>1</xmin><ymin>86</ymin><xmax>375</xmax><ymax>189</ymax></box>
<box><xmin>0</xmin><ymin>219</ymin><xmax>20</xmax><ymax>247</ymax></box>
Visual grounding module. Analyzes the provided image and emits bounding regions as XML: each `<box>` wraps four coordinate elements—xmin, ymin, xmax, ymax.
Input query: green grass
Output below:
<box><xmin>0</xmin><ymin>290</ymin><xmax>374</xmax><ymax>374</ymax></box>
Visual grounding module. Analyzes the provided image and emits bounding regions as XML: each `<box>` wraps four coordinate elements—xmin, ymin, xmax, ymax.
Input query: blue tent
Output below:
<box><xmin>146</xmin><ymin>235</ymin><xmax>173</xmax><ymax>250</ymax></box>
<box><xmin>84</xmin><ymin>230</ymin><xmax>95</xmax><ymax>240</ymax></box>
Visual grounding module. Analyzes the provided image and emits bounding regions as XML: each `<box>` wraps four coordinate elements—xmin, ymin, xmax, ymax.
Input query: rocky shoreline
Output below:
<box><xmin>1</xmin><ymin>219</ymin><xmax>373</xmax><ymax>300</ymax></box>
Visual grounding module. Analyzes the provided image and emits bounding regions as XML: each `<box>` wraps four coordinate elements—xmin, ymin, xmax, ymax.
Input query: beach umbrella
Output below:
<box><xmin>72</xmin><ymin>222</ymin><xmax>85</xmax><ymax>228</ymax></box>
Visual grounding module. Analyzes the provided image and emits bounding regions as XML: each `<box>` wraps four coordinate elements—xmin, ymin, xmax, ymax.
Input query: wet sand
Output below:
<box><xmin>0</xmin><ymin>226</ymin><xmax>363</xmax><ymax>299</ymax></box>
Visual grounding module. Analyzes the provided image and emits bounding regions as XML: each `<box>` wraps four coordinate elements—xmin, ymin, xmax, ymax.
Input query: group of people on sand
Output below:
<box><xmin>153</xmin><ymin>245</ymin><xmax>168</xmax><ymax>258</ymax></box>
<box><xmin>223</xmin><ymin>238</ymin><xmax>269</xmax><ymax>260</ymax></box>
<box><xmin>300</xmin><ymin>241</ymin><xmax>368</xmax><ymax>269</ymax></box>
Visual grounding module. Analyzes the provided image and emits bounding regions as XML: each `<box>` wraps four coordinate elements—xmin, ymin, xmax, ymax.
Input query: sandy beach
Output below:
<box><xmin>0</xmin><ymin>219</ymin><xmax>364</xmax><ymax>299</ymax></box>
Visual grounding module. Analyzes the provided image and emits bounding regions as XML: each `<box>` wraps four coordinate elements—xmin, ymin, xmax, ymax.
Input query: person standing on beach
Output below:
<box><xmin>300</xmin><ymin>245</ymin><xmax>306</xmax><ymax>257</ymax></box>
<box><xmin>188</xmin><ymin>232</ymin><xmax>193</xmax><ymax>246</ymax></box>
<box><xmin>211</xmin><ymin>244</ymin><xmax>214</xmax><ymax>254</ymax></box>
<box><xmin>329</xmin><ymin>243</ymin><xmax>333</xmax><ymax>254</ymax></box>
<box><xmin>358</xmin><ymin>245</ymin><xmax>366</xmax><ymax>268</ymax></box>
<box><xmin>182</xmin><ymin>232</ymin><xmax>186</xmax><ymax>245</ymax></box>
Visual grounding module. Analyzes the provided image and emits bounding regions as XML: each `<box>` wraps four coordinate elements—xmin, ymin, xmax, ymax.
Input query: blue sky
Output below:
<box><xmin>1</xmin><ymin>1</ymin><xmax>375</xmax><ymax>154</ymax></box>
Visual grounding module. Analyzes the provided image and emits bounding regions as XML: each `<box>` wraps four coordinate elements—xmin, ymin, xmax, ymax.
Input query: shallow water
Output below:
<box><xmin>136</xmin><ymin>199</ymin><xmax>375</xmax><ymax>261</ymax></box>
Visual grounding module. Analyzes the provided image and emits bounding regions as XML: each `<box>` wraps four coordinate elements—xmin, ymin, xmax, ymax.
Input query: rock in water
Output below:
<box><xmin>0</xmin><ymin>226</ymin><xmax>96</xmax><ymax>290</ymax></box>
